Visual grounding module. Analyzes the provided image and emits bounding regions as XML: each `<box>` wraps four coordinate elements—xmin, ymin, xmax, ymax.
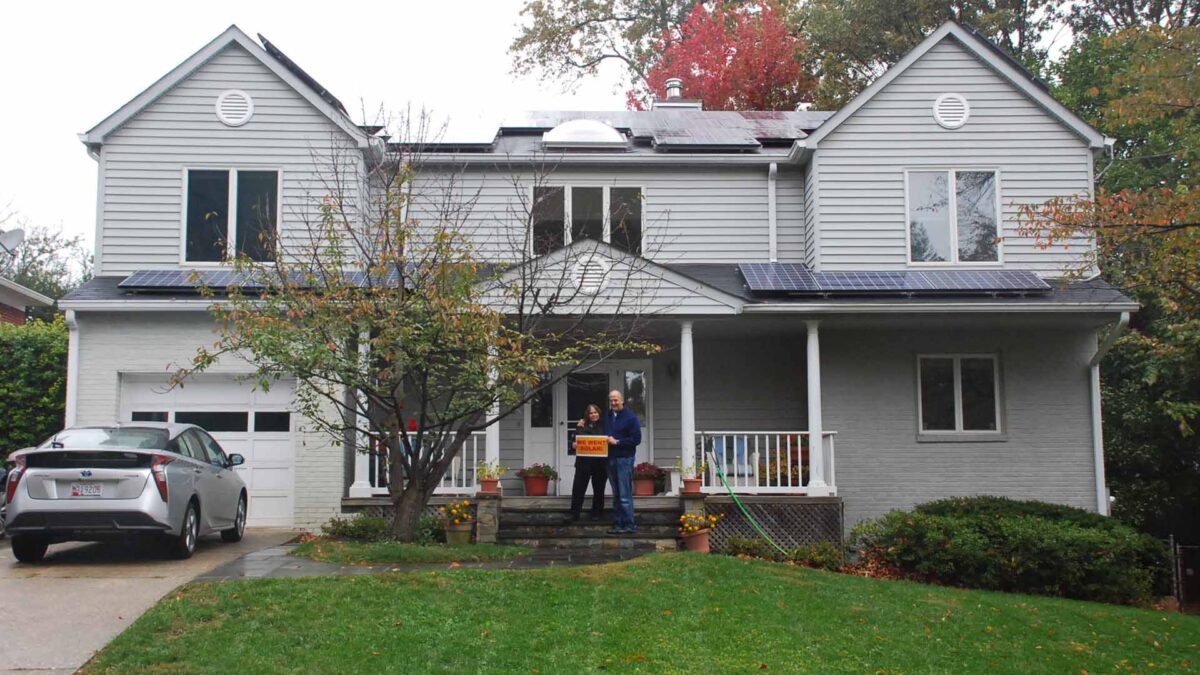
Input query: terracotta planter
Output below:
<box><xmin>681</xmin><ymin>478</ymin><xmax>703</xmax><ymax>496</ymax></box>
<box><xmin>681</xmin><ymin>528</ymin><xmax>711</xmax><ymax>553</ymax></box>
<box><xmin>523</xmin><ymin>475</ymin><xmax>550</xmax><ymax>496</ymax></box>
<box><xmin>445</xmin><ymin>521</ymin><xmax>473</xmax><ymax>545</ymax></box>
<box><xmin>478</xmin><ymin>478</ymin><xmax>500</xmax><ymax>495</ymax></box>
<box><xmin>633</xmin><ymin>477</ymin><xmax>657</xmax><ymax>496</ymax></box>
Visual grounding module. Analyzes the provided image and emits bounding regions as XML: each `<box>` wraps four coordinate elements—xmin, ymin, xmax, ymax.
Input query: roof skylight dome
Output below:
<box><xmin>542</xmin><ymin>119</ymin><xmax>627</xmax><ymax>150</ymax></box>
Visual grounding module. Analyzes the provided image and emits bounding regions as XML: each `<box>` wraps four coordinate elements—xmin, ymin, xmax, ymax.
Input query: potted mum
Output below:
<box><xmin>476</xmin><ymin>460</ymin><xmax>507</xmax><ymax>495</ymax></box>
<box><xmin>516</xmin><ymin>463</ymin><xmax>558</xmax><ymax>496</ymax></box>
<box><xmin>678</xmin><ymin>512</ymin><xmax>721</xmax><ymax>553</ymax></box>
<box><xmin>439</xmin><ymin>499</ymin><xmax>474</xmax><ymax>545</ymax></box>
<box><xmin>632</xmin><ymin>462</ymin><xmax>665</xmax><ymax>496</ymax></box>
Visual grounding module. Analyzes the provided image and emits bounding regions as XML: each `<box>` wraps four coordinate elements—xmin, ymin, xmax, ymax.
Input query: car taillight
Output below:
<box><xmin>5</xmin><ymin>455</ymin><xmax>24</xmax><ymax>503</ymax></box>
<box><xmin>151</xmin><ymin>454</ymin><xmax>172</xmax><ymax>502</ymax></box>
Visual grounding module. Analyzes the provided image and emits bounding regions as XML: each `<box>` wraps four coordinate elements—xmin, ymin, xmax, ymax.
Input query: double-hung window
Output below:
<box><xmin>185</xmin><ymin>169</ymin><xmax>279</xmax><ymax>262</ymax></box>
<box><xmin>907</xmin><ymin>170</ymin><xmax>1000</xmax><ymax>263</ymax></box>
<box><xmin>531</xmin><ymin>186</ymin><xmax>643</xmax><ymax>256</ymax></box>
<box><xmin>918</xmin><ymin>355</ymin><xmax>1002</xmax><ymax>434</ymax></box>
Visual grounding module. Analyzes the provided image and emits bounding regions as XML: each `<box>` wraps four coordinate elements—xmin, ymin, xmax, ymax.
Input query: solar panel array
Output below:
<box><xmin>500</xmin><ymin>110</ymin><xmax>835</xmax><ymax>149</ymax></box>
<box><xmin>119</xmin><ymin>269</ymin><xmax>407</xmax><ymax>291</ymax></box>
<box><xmin>738</xmin><ymin>264</ymin><xmax>1051</xmax><ymax>295</ymax></box>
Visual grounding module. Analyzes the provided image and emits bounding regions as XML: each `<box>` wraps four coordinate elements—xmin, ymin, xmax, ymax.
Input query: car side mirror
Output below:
<box><xmin>227</xmin><ymin>454</ymin><xmax>245</xmax><ymax>467</ymax></box>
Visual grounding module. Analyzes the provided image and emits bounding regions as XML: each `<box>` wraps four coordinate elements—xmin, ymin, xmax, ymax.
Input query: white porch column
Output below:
<box><xmin>485</xmin><ymin>345</ymin><xmax>501</xmax><ymax>464</ymax></box>
<box><xmin>348</xmin><ymin>331</ymin><xmax>375</xmax><ymax>498</ymax></box>
<box><xmin>680</xmin><ymin>320</ymin><xmax>697</xmax><ymax>474</ymax></box>
<box><xmin>805</xmin><ymin>320</ymin><xmax>831</xmax><ymax>496</ymax></box>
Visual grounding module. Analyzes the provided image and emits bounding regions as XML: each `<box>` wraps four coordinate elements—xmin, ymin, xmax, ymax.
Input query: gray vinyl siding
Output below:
<box><xmin>97</xmin><ymin>43</ymin><xmax>360</xmax><ymax>276</ymax></box>
<box><xmin>775</xmin><ymin>167</ymin><xmax>806</xmax><ymax>262</ymax></box>
<box><xmin>408</xmin><ymin>166</ymin><xmax>782</xmax><ymax>264</ymax></box>
<box><xmin>73</xmin><ymin>312</ymin><xmax>343</xmax><ymax>528</ymax></box>
<box><xmin>814</xmin><ymin>36</ymin><xmax>1093</xmax><ymax>274</ymax></box>
<box><xmin>822</xmin><ymin>324</ymin><xmax>1097</xmax><ymax>529</ymax></box>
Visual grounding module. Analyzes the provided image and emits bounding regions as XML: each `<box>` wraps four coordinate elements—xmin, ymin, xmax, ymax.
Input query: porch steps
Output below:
<box><xmin>496</xmin><ymin>496</ymin><xmax>682</xmax><ymax>551</ymax></box>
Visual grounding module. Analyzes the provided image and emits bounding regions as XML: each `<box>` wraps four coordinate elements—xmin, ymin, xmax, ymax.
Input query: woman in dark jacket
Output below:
<box><xmin>568</xmin><ymin>404</ymin><xmax>608</xmax><ymax>522</ymax></box>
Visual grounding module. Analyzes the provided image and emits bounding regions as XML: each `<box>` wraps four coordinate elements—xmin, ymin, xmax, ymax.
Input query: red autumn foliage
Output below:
<box><xmin>630</xmin><ymin>2</ymin><xmax>816</xmax><ymax>111</ymax></box>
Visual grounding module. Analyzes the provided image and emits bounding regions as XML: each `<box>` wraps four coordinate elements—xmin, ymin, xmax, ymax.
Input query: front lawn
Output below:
<box><xmin>290</xmin><ymin>538</ymin><xmax>530</xmax><ymax>564</ymax></box>
<box><xmin>85</xmin><ymin>553</ymin><xmax>1199</xmax><ymax>673</ymax></box>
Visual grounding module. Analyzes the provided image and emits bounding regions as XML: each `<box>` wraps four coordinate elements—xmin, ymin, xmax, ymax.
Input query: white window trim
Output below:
<box><xmin>181</xmin><ymin>167</ymin><xmax>284</xmax><ymax>266</ymax></box>
<box><xmin>903</xmin><ymin>168</ymin><xmax>1003</xmax><ymax>267</ymax></box>
<box><xmin>528</xmin><ymin>184</ymin><xmax>645</xmax><ymax>256</ymax></box>
<box><xmin>916</xmin><ymin>353</ymin><xmax>1003</xmax><ymax>437</ymax></box>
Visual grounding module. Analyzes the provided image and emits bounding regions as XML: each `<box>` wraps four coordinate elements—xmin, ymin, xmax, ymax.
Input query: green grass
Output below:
<box><xmin>85</xmin><ymin>553</ymin><xmax>1199</xmax><ymax>674</ymax></box>
<box><xmin>289</xmin><ymin>538</ymin><xmax>531</xmax><ymax>564</ymax></box>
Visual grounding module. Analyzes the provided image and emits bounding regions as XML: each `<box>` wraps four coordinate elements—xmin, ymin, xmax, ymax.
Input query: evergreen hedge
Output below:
<box><xmin>851</xmin><ymin>496</ymin><xmax>1170</xmax><ymax>606</ymax></box>
<box><xmin>0</xmin><ymin>318</ymin><xmax>67</xmax><ymax>459</ymax></box>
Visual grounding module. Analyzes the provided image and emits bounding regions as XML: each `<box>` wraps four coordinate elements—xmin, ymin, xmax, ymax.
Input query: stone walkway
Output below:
<box><xmin>196</xmin><ymin>544</ymin><xmax>650</xmax><ymax>581</ymax></box>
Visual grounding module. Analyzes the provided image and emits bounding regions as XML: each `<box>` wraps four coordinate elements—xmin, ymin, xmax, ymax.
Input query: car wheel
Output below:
<box><xmin>221</xmin><ymin>493</ymin><xmax>246</xmax><ymax>543</ymax></box>
<box><xmin>11</xmin><ymin>535</ymin><xmax>49</xmax><ymax>563</ymax></box>
<box><xmin>168</xmin><ymin>501</ymin><xmax>200</xmax><ymax>559</ymax></box>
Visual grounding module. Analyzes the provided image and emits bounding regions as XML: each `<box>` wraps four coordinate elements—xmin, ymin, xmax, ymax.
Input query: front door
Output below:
<box><xmin>553</xmin><ymin>360</ymin><xmax>653</xmax><ymax>491</ymax></box>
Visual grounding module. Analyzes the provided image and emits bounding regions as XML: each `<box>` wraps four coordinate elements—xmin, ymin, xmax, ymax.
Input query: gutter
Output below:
<box><xmin>415</xmin><ymin>152</ymin><xmax>791</xmax><ymax>167</ymax></box>
<box><xmin>64</xmin><ymin>310</ymin><xmax>80</xmax><ymax>426</ymax></box>
<box><xmin>742</xmin><ymin>301</ymin><xmax>1141</xmax><ymax>315</ymax></box>
<box><xmin>1088</xmin><ymin>311</ymin><xmax>1130</xmax><ymax>516</ymax></box>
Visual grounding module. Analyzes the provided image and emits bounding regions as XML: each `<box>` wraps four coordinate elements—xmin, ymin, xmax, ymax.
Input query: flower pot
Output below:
<box><xmin>633</xmin><ymin>477</ymin><xmax>656</xmax><ymax>496</ymax></box>
<box><xmin>523</xmin><ymin>475</ymin><xmax>550</xmax><ymax>496</ymax></box>
<box><xmin>681</xmin><ymin>478</ymin><xmax>703</xmax><ymax>496</ymax></box>
<box><xmin>445</xmin><ymin>521</ymin><xmax>473</xmax><ymax>545</ymax></box>
<box><xmin>478</xmin><ymin>478</ymin><xmax>500</xmax><ymax>495</ymax></box>
<box><xmin>681</xmin><ymin>528</ymin><xmax>711</xmax><ymax>553</ymax></box>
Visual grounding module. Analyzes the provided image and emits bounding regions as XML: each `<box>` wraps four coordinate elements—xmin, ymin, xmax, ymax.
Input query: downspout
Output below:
<box><xmin>1089</xmin><ymin>311</ymin><xmax>1130</xmax><ymax>516</ymax></box>
<box><xmin>767</xmin><ymin>162</ymin><xmax>778</xmax><ymax>262</ymax></box>
<box><xmin>65</xmin><ymin>310</ymin><xmax>80</xmax><ymax>426</ymax></box>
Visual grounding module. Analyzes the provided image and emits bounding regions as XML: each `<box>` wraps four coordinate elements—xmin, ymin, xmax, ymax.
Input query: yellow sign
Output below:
<box><xmin>575</xmin><ymin>435</ymin><xmax>609</xmax><ymax>458</ymax></box>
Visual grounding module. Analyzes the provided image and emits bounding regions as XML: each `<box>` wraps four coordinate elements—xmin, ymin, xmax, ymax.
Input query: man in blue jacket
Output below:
<box><xmin>604</xmin><ymin>389</ymin><xmax>642</xmax><ymax>534</ymax></box>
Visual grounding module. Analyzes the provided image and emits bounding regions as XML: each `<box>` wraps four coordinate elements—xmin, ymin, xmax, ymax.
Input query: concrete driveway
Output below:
<box><xmin>0</xmin><ymin>529</ymin><xmax>297</xmax><ymax>673</ymax></box>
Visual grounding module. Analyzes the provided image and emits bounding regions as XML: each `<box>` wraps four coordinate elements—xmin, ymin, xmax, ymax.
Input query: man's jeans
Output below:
<box><xmin>608</xmin><ymin>456</ymin><xmax>636</xmax><ymax>531</ymax></box>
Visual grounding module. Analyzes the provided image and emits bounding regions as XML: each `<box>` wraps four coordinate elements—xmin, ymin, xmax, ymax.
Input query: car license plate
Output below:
<box><xmin>71</xmin><ymin>482</ymin><xmax>102</xmax><ymax>497</ymax></box>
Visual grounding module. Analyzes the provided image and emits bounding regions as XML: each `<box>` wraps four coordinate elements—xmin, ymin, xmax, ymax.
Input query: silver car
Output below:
<box><xmin>2</xmin><ymin>423</ymin><xmax>248</xmax><ymax>563</ymax></box>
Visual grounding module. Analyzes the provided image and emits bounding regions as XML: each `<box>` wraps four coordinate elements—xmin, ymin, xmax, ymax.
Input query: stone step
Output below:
<box><xmin>498</xmin><ymin>536</ymin><xmax>679</xmax><ymax>551</ymax></box>
<box><xmin>498</xmin><ymin>523</ymin><xmax>679</xmax><ymax>539</ymax></box>
<box><xmin>499</xmin><ymin>510</ymin><xmax>682</xmax><ymax>526</ymax></box>
<box><xmin>500</xmin><ymin>496</ymin><xmax>681</xmax><ymax>511</ymax></box>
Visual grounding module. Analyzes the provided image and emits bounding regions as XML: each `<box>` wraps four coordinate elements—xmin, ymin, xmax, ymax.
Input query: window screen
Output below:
<box><xmin>532</xmin><ymin>187</ymin><xmax>564</xmax><ymax>255</ymax></box>
<box><xmin>919</xmin><ymin>358</ymin><xmax>956</xmax><ymax>431</ymax></box>
<box><xmin>235</xmin><ymin>171</ymin><xmax>278</xmax><ymax>261</ymax></box>
<box><xmin>610</xmin><ymin>188</ymin><xmax>642</xmax><ymax>254</ymax></box>
<box><xmin>570</xmin><ymin>187</ymin><xmax>603</xmax><ymax>243</ymax></box>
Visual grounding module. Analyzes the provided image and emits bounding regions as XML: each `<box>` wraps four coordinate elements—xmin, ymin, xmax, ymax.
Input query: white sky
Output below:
<box><xmin>0</xmin><ymin>0</ymin><xmax>628</xmax><ymax>249</ymax></box>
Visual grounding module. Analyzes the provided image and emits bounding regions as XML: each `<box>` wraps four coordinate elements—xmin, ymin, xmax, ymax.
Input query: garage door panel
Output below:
<box><xmin>120</xmin><ymin>374</ymin><xmax>296</xmax><ymax>528</ymax></box>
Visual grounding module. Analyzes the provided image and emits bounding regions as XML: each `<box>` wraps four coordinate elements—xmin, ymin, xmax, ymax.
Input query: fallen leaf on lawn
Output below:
<box><xmin>662</xmin><ymin>609</ymin><xmax>672</xmax><ymax>617</ymax></box>
<box><xmin>450</xmin><ymin>562</ymin><xmax>461</xmax><ymax>569</ymax></box>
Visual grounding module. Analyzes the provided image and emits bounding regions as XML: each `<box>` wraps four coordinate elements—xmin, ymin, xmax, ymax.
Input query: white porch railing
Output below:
<box><xmin>693</xmin><ymin>430</ymin><xmax>836</xmax><ymax>495</ymax></box>
<box><xmin>367</xmin><ymin>431</ymin><xmax>487</xmax><ymax>496</ymax></box>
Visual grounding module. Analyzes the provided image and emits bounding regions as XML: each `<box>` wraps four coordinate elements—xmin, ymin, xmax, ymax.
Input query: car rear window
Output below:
<box><xmin>43</xmin><ymin>427</ymin><xmax>170</xmax><ymax>451</ymax></box>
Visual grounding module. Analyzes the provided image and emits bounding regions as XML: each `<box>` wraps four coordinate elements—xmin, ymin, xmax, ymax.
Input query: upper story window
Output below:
<box><xmin>918</xmin><ymin>354</ymin><xmax>1001</xmax><ymax>435</ymax></box>
<box><xmin>185</xmin><ymin>169</ymin><xmax>279</xmax><ymax>263</ymax></box>
<box><xmin>907</xmin><ymin>170</ymin><xmax>999</xmax><ymax>264</ymax></box>
<box><xmin>532</xmin><ymin>186</ymin><xmax>643</xmax><ymax>256</ymax></box>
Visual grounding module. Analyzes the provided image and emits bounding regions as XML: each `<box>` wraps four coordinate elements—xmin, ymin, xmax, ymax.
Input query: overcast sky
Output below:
<box><xmin>0</xmin><ymin>0</ymin><xmax>628</xmax><ymax>249</ymax></box>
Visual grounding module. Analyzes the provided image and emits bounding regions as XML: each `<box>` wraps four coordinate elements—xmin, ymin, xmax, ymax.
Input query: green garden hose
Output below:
<box><xmin>707</xmin><ymin>450</ymin><xmax>790</xmax><ymax>558</ymax></box>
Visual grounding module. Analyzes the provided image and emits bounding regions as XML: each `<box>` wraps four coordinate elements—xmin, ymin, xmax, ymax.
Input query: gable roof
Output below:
<box><xmin>79</xmin><ymin>25</ymin><xmax>369</xmax><ymax>149</ymax></box>
<box><xmin>0</xmin><ymin>277</ymin><xmax>52</xmax><ymax>308</ymax></box>
<box><xmin>802</xmin><ymin>21</ymin><xmax>1107</xmax><ymax>151</ymax></box>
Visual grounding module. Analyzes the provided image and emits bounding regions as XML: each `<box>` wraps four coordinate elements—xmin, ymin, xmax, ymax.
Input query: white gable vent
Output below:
<box><xmin>933</xmin><ymin>93</ymin><xmax>970</xmax><ymax>129</ymax></box>
<box><xmin>215</xmin><ymin>90</ymin><xmax>254</xmax><ymax>127</ymax></box>
<box><xmin>573</xmin><ymin>258</ymin><xmax>611</xmax><ymax>295</ymax></box>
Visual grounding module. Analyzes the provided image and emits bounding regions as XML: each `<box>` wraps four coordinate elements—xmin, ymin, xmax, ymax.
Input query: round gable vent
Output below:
<box><xmin>933</xmin><ymin>93</ymin><xmax>969</xmax><ymax>129</ymax></box>
<box><xmin>574</xmin><ymin>258</ymin><xmax>611</xmax><ymax>295</ymax></box>
<box><xmin>215</xmin><ymin>90</ymin><xmax>254</xmax><ymax>127</ymax></box>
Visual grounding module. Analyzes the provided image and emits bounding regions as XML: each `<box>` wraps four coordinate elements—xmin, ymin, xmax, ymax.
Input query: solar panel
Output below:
<box><xmin>119</xmin><ymin>268</ymin><xmax>409</xmax><ymax>291</ymax></box>
<box><xmin>738</xmin><ymin>263</ymin><xmax>1050</xmax><ymax>295</ymax></box>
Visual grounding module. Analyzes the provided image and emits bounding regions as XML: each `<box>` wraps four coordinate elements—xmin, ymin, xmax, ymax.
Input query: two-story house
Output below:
<box><xmin>62</xmin><ymin>22</ymin><xmax>1135</xmax><ymax>536</ymax></box>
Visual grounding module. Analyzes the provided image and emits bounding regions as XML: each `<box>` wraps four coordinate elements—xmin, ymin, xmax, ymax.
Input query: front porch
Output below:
<box><xmin>347</xmin><ymin>318</ymin><xmax>839</xmax><ymax>500</ymax></box>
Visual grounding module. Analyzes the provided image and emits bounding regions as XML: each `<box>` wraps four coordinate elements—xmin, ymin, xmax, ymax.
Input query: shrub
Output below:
<box><xmin>724</xmin><ymin>536</ymin><xmax>782</xmax><ymax>561</ymax></box>
<box><xmin>851</xmin><ymin>497</ymin><xmax>1170</xmax><ymax>605</ymax></box>
<box><xmin>321</xmin><ymin>514</ymin><xmax>390</xmax><ymax>542</ymax></box>
<box><xmin>414</xmin><ymin>514</ymin><xmax>444</xmax><ymax>545</ymax></box>
<box><xmin>787</xmin><ymin>542</ymin><xmax>844</xmax><ymax>571</ymax></box>
<box><xmin>0</xmin><ymin>318</ymin><xmax>67</xmax><ymax>459</ymax></box>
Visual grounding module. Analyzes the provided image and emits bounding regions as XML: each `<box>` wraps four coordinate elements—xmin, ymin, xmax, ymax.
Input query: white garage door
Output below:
<box><xmin>120</xmin><ymin>374</ymin><xmax>296</xmax><ymax>527</ymax></box>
